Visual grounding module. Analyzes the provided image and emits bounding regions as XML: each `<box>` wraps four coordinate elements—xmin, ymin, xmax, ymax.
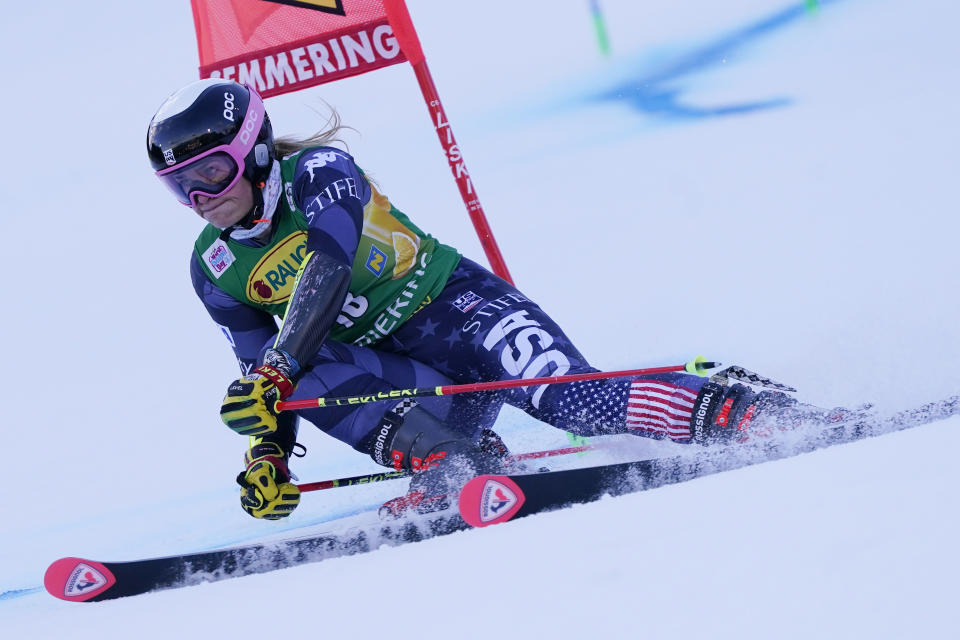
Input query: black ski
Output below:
<box><xmin>459</xmin><ymin>394</ymin><xmax>959</xmax><ymax>527</ymax></box>
<box><xmin>44</xmin><ymin>394</ymin><xmax>957</xmax><ymax>601</ymax></box>
<box><xmin>44</xmin><ymin>512</ymin><xmax>467</xmax><ymax>602</ymax></box>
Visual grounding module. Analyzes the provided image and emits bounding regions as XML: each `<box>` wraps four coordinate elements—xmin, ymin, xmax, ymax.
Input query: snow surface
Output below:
<box><xmin>2</xmin><ymin>0</ymin><xmax>958</xmax><ymax>637</ymax></box>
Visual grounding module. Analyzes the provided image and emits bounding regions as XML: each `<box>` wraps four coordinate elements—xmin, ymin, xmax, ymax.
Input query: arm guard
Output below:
<box><xmin>271</xmin><ymin>250</ymin><xmax>351</xmax><ymax>376</ymax></box>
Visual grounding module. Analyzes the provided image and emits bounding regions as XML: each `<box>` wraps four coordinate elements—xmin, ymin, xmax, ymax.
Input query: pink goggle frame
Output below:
<box><xmin>155</xmin><ymin>83</ymin><xmax>266</xmax><ymax>207</ymax></box>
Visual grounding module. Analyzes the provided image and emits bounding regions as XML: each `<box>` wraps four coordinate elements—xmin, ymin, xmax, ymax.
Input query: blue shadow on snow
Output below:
<box><xmin>592</xmin><ymin>0</ymin><xmax>841</xmax><ymax>119</ymax></box>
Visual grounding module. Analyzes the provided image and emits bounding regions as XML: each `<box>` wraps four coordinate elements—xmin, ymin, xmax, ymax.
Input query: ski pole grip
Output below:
<box><xmin>685</xmin><ymin>355</ymin><xmax>720</xmax><ymax>376</ymax></box>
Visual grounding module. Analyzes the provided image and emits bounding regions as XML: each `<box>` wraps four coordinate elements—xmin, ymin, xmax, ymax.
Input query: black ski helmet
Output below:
<box><xmin>147</xmin><ymin>78</ymin><xmax>274</xmax><ymax>206</ymax></box>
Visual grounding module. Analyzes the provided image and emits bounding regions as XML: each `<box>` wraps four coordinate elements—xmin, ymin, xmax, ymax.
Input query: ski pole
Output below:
<box><xmin>509</xmin><ymin>444</ymin><xmax>595</xmax><ymax>462</ymax></box>
<box><xmin>297</xmin><ymin>470</ymin><xmax>409</xmax><ymax>492</ymax></box>
<box><xmin>296</xmin><ymin>444</ymin><xmax>596</xmax><ymax>493</ymax></box>
<box><xmin>278</xmin><ymin>357</ymin><xmax>719</xmax><ymax>412</ymax></box>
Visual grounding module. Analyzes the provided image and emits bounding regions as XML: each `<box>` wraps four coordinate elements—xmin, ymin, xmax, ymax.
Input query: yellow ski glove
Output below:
<box><xmin>236</xmin><ymin>442</ymin><xmax>301</xmax><ymax>520</ymax></box>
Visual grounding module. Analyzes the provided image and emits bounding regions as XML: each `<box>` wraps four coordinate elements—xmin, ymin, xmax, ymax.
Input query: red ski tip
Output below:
<box><xmin>44</xmin><ymin>557</ymin><xmax>116</xmax><ymax>602</ymax></box>
<box><xmin>459</xmin><ymin>475</ymin><xmax>525</xmax><ymax>527</ymax></box>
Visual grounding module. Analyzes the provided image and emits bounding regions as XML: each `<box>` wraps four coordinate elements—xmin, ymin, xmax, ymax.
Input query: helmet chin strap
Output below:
<box><xmin>235</xmin><ymin>195</ymin><xmax>264</xmax><ymax>230</ymax></box>
<box><xmin>228</xmin><ymin>161</ymin><xmax>282</xmax><ymax>241</ymax></box>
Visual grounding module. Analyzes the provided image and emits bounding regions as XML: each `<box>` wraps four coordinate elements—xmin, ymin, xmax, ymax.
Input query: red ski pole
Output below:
<box><xmin>278</xmin><ymin>358</ymin><xmax>718</xmax><ymax>412</ymax></box>
<box><xmin>296</xmin><ymin>444</ymin><xmax>596</xmax><ymax>493</ymax></box>
<box><xmin>382</xmin><ymin>0</ymin><xmax>514</xmax><ymax>283</ymax></box>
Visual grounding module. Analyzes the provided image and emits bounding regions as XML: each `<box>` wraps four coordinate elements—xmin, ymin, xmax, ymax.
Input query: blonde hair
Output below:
<box><xmin>273</xmin><ymin>104</ymin><xmax>354</xmax><ymax>158</ymax></box>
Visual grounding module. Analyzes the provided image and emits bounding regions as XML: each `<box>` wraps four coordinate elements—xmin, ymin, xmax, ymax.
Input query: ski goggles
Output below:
<box><xmin>155</xmin><ymin>85</ymin><xmax>265</xmax><ymax>207</ymax></box>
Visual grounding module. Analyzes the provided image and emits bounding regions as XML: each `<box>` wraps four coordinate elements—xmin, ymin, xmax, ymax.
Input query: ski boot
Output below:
<box><xmin>689</xmin><ymin>381</ymin><xmax>798</xmax><ymax>444</ymax></box>
<box><xmin>363</xmin><ymin>401</ymin><xmax>507</xmax><ymax>519</ymax></box>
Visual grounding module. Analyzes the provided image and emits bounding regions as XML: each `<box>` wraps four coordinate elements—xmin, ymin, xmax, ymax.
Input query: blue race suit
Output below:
<box><xmin>192</xmin><ymin>148</ymin><xmax>708</xmax><ymax>454</ymax></box>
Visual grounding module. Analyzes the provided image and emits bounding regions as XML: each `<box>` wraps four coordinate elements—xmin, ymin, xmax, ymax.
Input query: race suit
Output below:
<box><xmin>191</xmin><ymin>147</ymin><xmax>707</xmax><ymax>454</ymax></box>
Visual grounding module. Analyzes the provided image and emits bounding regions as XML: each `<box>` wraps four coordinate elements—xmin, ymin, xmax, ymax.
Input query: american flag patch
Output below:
<box><xmin>625</xmin><ymin>379</ymin><xmax>697</xmax><ymax>440</ymax></box>
<box><xmin>452</xmin><ymin>290</ymin><xmax>484</xmax><ymax>313</ymax></box>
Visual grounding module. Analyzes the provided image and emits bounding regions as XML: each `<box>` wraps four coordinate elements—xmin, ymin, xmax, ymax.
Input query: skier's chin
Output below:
<box><xmin>198</xmin><ymin>199</ymin><xmax>246</xmax><ymax>229</ymax></box>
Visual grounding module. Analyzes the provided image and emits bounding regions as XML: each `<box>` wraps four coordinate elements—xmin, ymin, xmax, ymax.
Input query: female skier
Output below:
<box><xmin>146</xmin><ymin>79</ymin><xmax>781</xmax><ymax>520</ymax></box>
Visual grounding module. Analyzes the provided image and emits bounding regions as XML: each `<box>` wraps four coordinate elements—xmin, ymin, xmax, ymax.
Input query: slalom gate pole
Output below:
<box><xmin>382</xmin><ymin>0</ymin><xmax>515</xmax><ymax>284</ymax></box>
<box><xmin>296</xmin><ymin>444</ymin><xmax>595</xmax><ymax>493</ymax></box>
<box><xmin>277</xmin><ymin>358</ymin><xmax>719</xmax><ymax>412</ymax></box>
<box><xmin>589</xmin><ymin>0</ymin><xmax>612</xmax><ymax>56</ymax></box>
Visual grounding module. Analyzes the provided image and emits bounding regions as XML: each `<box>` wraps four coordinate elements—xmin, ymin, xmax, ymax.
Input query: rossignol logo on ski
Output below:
<box><xmin>65</xmin><ymin>563</ymin><xmax>108</xmax><ymax>596</ymax></box>
<box><xmin>459</xmin><ymin>475</ymin><xmax>526</xmax><ymax>527</ymax></box>
<box><xmin>480</xmin><ymin>480</ymin><xmax>517</xmax><ymax>522</ymax></box>
<box><xmin>44</xmin><ymin>557</ymin><xmax>117</xmax><ymax>602</ymax></box>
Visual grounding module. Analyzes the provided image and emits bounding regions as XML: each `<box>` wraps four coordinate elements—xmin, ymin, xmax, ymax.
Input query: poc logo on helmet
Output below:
<box><xmin>223</xmin><ymin>91</ymin><xmax>236</xmax><ymax>122</ymax></box>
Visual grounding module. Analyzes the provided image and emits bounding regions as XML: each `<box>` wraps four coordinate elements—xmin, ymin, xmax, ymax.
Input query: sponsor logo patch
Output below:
<box><xmin>452</xmin><ymin>290</ymin><xmax>483</xmax><ymax>313</ymax></box>
<box><xmin>222</xmin><ymin>91</ymin><xmax>236</xmax><ymax>121</ymax></box>
<box><xmin>365</xmin><ymin>244</ymin><xmax>387</xmax><ymax>277</ymax></box>
<box><xmin>715</xmin><ymin>398</ymin><xmax>735</xmax><ymax>427</ymax></box>
<box><xmin>479</xmin><ymin>479</ymin><xmax>518</xmax><ymax>523</ymax></box>
<box><xmin>202</xmin><ymin>239</ymin><xmax>235</xmax><ymax>278</ymax></box>
<box><xmin>64</xmin><ymin>563</ymin><xmax>108</xmax><ymax>597</ymax></box>
<box><xmin>692</xmin><ymin>386</ymin><xmax>719</xmax><ymax>439</ymax></box>
<box><xmin>217</xmin><ymin>323</ymin><xmax>236</xmax><ymax>347</ymax></box>
<box><xmin>246</xmin><ymin>231</ymin><xmax>308</xmax><ymax>304</ymax></box>
<box><xmin>302</xmin><ymin>150</ymin><xmax>346</xmax><ymax>181</ymax></box>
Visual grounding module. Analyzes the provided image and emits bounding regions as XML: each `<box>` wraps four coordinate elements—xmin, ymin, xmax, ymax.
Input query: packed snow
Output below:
<box><xmin>2</xmin><ymin>1</ymin><xmax>957</xmax><ymax>638</ymax></box>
